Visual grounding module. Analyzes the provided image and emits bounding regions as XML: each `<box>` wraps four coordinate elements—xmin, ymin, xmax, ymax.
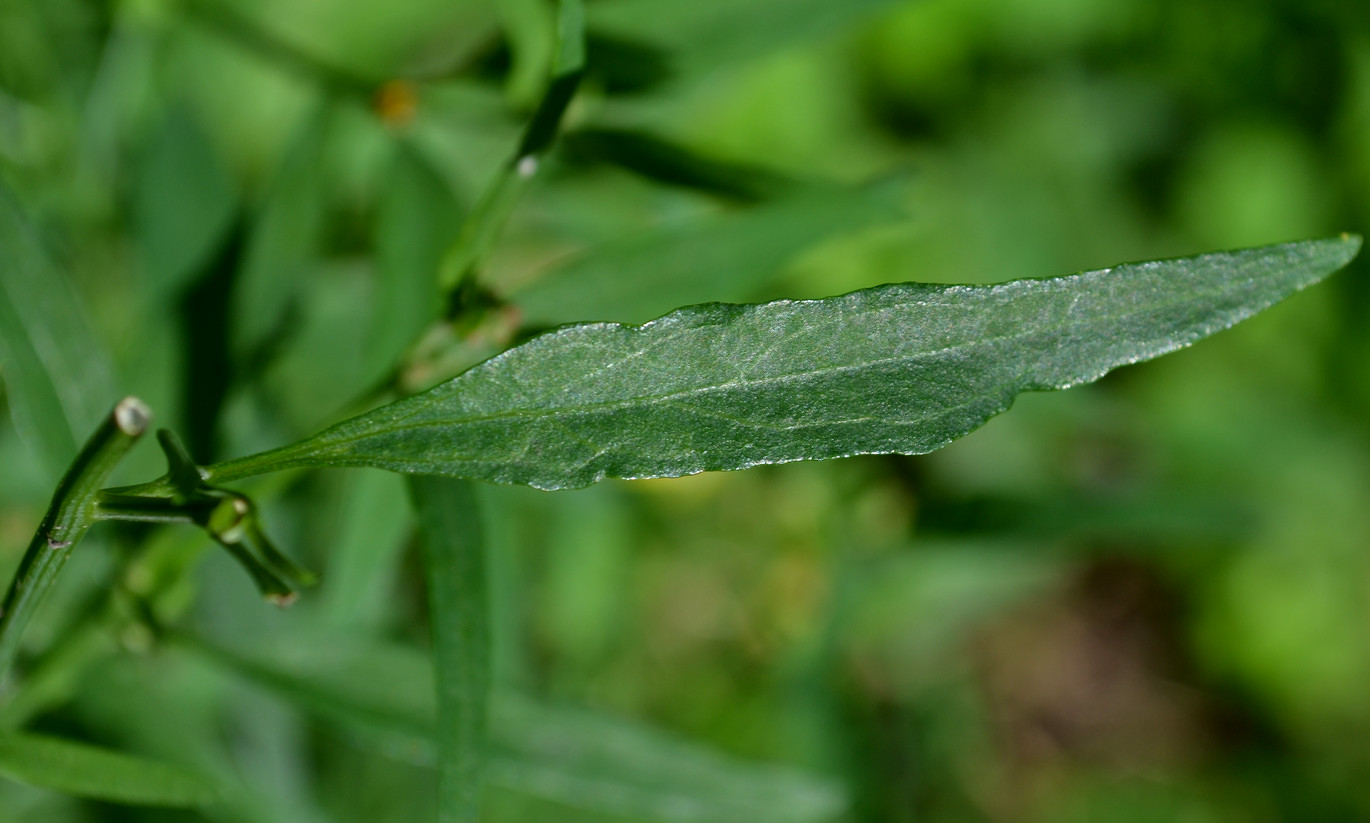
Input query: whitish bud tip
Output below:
<box><xmin>114</xmin><ymin>397</ymin><xmax>152</xmax><ymax>435</ymax></box>
<box><xmin>517</xmin><ymin>155</ymin><xmax>538</xmax><ymax>178</ymax></box>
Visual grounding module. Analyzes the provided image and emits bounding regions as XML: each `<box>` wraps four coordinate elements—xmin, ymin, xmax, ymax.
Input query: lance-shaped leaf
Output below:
<box><xmin>0</xmin><ymin>183</ymin><xmax>117</xmax><ymax>480</ymax></box>
<box><xmin>0</xmin><ymin>732</ymin><xmax>222</xmax><ymax>807</ymax></box>
<box><xmin>203</xmin><ymin>236</ymin><xmax>1360</xmax><ymax>491</ymax></box>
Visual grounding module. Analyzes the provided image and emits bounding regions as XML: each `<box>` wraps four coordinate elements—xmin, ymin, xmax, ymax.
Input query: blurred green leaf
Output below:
<box><xmin>133</xmin><ymin>105</ymin><xmax>238</xmax><ymax>302</ymax></box>
<box><xmin>588</xmin><ymin>0</ymin><xmax>901</xmax><ymax>84</ymax></box>
<box><xmin>440</xmin><ymin>0</ymin><xmax>585</xmax><ymax>296</ymax></box>
<box><xmin>0</xmin><ymin>183</ymin><xmax>116</xmax><ymax>480</ymax></box>
<box><xmin>231</xmin><ymin>100</ymin><xmax>333</xmax><ymax>360</ymax></box>
<box><xmin>0</xmin><ymin>732</ymin><xmax>222</xmax><ymax>807</ymax></box>
<box><xmin>561</xmin><ymin>127</ymin><xmax>791</xmax><ymax>201</ymax></box>
<box><xmin>207</xmin><ymin>236</ymin><xmax>1360</xmax><ymax>491</ymax></box>
<box><xmin>367</xmin><ymin>142</ymin><xmax>462</xmax><ymax>379</ymax></box>
<box><xmin>410</xmin><ymin>476</ymin><xmax>490</xmax><ymax>823</ymax></box>
<box><xmin>319</xmin><ymin>469</ymin><xmax>413</xmax><ymax>629</ymax></box>
<box><xmin>512</xmin><ymin>177</ymin><xmax>906</xmax><ymax>326</ymax></box>
<box><xmin>190</xmin><ymin>634</ymin><xmax>847</xmax><ymax>822</ymax></box>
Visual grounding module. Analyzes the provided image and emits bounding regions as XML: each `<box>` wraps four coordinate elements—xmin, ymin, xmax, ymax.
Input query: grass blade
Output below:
<box><xmin>189</xmin><ymin>634</ymin><xmax>848</xmax><ymax>822</ymax></box>
<box><xmin>0</xmin><ymin>732</ymin><xmax>221</xmax><ymax>807</ymax></box>
<box><xmin>409</xmin><ymin>477</ymin><xmax>490</xmax><ymax>823</ymax></box>
<box><xmin>206</xmin><ymin>236</ymin><xmax>1361</xmax><ymax>491</ymax></box>
<box><xmin>133</xmin><ymin>104</ymin><xmax>238</xmax><ymax>302</ymax></box>
<box><xmin>0</xmin><ymin>183</ymin><xmax>117</xmax><ymax>480</ymax></box>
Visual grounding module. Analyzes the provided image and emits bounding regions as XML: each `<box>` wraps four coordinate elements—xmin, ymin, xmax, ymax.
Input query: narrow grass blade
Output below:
<box><xmin>409</xmin><ymin>476</ymin><xmax>489</xmax><ymax>823</ymax></box>
<box><xmin>189</xmin><ymin>635</ymin><xmax>848</xmax><ymax>822</ymax></box>
<box><xmin>0</xmin><ymin>183</ymin><xmax>117</xmax><ymax>479</ymax></box>
<box><xmin>133</xmin><ymin>105</ymin><xmax>238</xmax><ymax>302</ymax></box>
<box><xmin>230</xmin><ymin>100</ymin><xmax>333</xmax><ymax>360</ymax></box>
<box><xmin>206</xmin><ymin>236</ymin><xmax>1361</xmax><ymax>491</ymax></box>
<box><xmin>368</xmin><ymin>142</ymin><xmax>462</xmax><ymax>379</ymax></box>
<box><xmin>0</xmin><ymin>732</ymin><xmax>221</xmax><ymax>807</ymax></box>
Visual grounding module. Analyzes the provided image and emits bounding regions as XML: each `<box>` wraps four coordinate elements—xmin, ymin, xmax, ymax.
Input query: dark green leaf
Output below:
<box><xmin>410</xmin><ymin>476</ymin><xmax>490</xmax><ymax>823</ymax></box>
<box><xmin>0</xmin><ymin>732</ymin><xmax>222</xmax><ymax>807</ymax></box>
<box><xmin>133</xmin><ymin>105</ymin><xmax>238</xmax><ymax>301</ymax></box>
<box><xmin>0</xmin><ymin>182</ymin><xmax>117</xmax><ymax>480</ymax></box>
<box><xmin>207</xmin><ymin>236</ymin><xmax>1360</xmax><ymax>491</ymax></box>
<box><xmin>561</xmin><ymin>127</ymin><xmax>792</xmax><ymax>201</ymax></box>
<box><xmin>191</xmin><ymin>634</ymin><xmax>847</xmax><ymax>822</ymax></box>
<box><xmin>512</xmin><ymin>177</ymin><xmax>906</xmax><ymax>326</ymax></box>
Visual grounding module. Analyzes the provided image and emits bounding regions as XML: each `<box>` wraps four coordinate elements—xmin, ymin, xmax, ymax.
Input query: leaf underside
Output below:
<box><xmin>210</xmin><ymin>236</ymin><xmax>1361</xmax><ymax>490</ymax></box>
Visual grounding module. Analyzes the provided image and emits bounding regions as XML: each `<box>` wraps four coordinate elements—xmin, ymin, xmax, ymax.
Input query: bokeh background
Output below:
<box><xmin>3</xmin><ymin>0</ymin><xmax>1370</xmax><ymax>820</ymax></box>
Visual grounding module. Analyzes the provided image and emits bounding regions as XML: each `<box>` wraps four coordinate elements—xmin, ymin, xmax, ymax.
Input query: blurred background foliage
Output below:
<box><xmin>1</xmin><ymin>0</ymin><xmax>1369</xmax><ymax>820</ymax></box>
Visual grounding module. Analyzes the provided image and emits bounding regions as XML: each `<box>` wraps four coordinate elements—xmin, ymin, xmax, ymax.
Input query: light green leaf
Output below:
<box><xmin>588</xmin><ymin>0</ymin><xmax>900</xmax><ymax>84</ymax></box>
<box><xmin>0</xmin><ymin>182</ymin><xmax>117</xmax><ymax>480</ymax></box>
<box><xmin>409</xmin><ymin>476</ymin><xmax>490</xmax><ymax>823</ymax></box>
<box><xmin>0</xmin><ymin>732</ymin><xmax>222</xmax><ymax>807</ymax></box>
<box><xmin>190</xmin><ymin>635</ymin><xmax>847</xmax><ymax>822</ymax></box>
<box><xmin>231</xmin><ymin>100</ymin><xmax>333</xmax><ymax>359</ymax></box>
<box><xmin>512</xmin><ymin>177</ymin><xmax>906</xmax><ymax>326</ymax></box>
<box><xmin>206</xmin><ymin>236</ymin><xmax>1361</xmax><ymax>491</ymax></box>
<box><xmin>133</xmin><ymin>104</ymin><xmax>238</xmax><ymax>301</ymax></box>
<box><xmin>318</xmin><ymin>469</ymin><xmax>413</xmax><ymax>628</ymax></box>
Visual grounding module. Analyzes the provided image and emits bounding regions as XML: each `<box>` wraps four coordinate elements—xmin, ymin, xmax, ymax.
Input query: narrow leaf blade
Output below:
<box><xmin>0</xmin><ymin>732</ymin><xmax>222</xmax><ymax>807</ymax></box>
<box><xmin>192</xmin><ymin>635</ymin><xmax>847</xmax><ymax>822</ymax></box>
<box><xmin>0</xmin><ymin>182</ymin><xmax>117</xmax><ymax>480</ymax></box>
<box><xmin>209</xmin><ymin>236</ymin><xmax>1361</xmax><ymax>490</ymax></box>
<box><xmin>410</xmin><ymin>476</ymin><xmax>490</xmax><ymax>823</ymax></box>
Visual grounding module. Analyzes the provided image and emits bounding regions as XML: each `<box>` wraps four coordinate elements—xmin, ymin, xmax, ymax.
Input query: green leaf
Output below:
<box><xmin>206</xmin><ymin>236</ymin><xmax>1361</xmax><ymax>491</ymax></box>
<box><xmin>0</xmin><ymin>732</ymin><xmax>222</xmax><ymax>807</ymax></box>
<box><xmin>133</xmin><ymin>104</ymin><xmax>238</xmax><ymax>302</ymax></box>
<box><xmin>318</xmin><ymin>469</ymin><xmax>413</xmax><ymax>628</ymax></box>
<box><xmin>511</xmin><ymin>177</ymin><xmax>906</xmax><ymax>326</ymax></box>
<box><xmin>588</xmin><ymin>0</ymin><xmax>900</xmax><ymax>84</ymax></box>
<box><xmin>561</xmin><ymin>127</ymin><xmax>791</xmax><ymax>201</ymax></box>
<box><xmin>0</xmin><ymin>182</ymin><xmax>117</xmax><ymax>480</ymax></box>
<box><xmin>487</xmin><ymin>698</ymin><xmax>845</xmax><ymax>823</ymax></box>
<box><xmin>409</xmin><ymin>476</ymin><xmax>490</xmax><ymax>823</ymax></box>
<box><xmin>231</xmin><ymin>100</ymin><xmax>333</xmax><ymax>359</ymax></box>
<box><xmin>190</xmin><ymin>634</ymin><xmax>847</xmax><ymax>822</ymax></box>
<box><xmin>367</xmin><ymin>142</ymin><xmax>462</xmax><ymax>379</ymax></box>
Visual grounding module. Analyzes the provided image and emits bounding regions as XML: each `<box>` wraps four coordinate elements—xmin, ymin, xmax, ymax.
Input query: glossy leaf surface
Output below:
<box><xmin>208</xmin><ymin>237</ymin><xmax>1360</xmax><ymax>490</ymax></box>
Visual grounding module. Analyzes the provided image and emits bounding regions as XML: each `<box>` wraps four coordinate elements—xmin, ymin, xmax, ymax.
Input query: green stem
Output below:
<box><xmin>0</xmin><ymin>397</ymin><xmax>151</xmax><ymax>682</ymax></box>
<box><xmin>437</xmin><ymin>0</ymin><xmax>586</xmax><ymax>301</ymax></box>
